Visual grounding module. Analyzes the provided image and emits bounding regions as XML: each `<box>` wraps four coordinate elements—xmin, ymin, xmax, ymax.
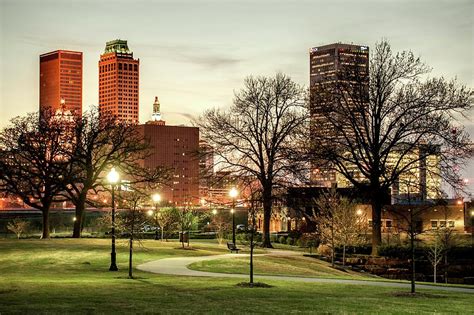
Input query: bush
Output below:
<box><xmin>279</xmin><ymin>236</ymin><xmax>286</xmax><ymax>244</ymax></box>
<box><xmin>286</xmin><ymin>237</ymin><xmax>294</xmax><ymax>246</ymax></box>
<box><xmin>295</xmin><ymin>239</ymin><xmax>303</xmax><ymax>247</ymax></box>
<box><xmin>270</xmin><ymin>234</ymin><xmax>278</xmax><ymax>243</ymax></box>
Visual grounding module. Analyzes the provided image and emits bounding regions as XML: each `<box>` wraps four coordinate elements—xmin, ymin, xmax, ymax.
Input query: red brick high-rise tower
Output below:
<box><xmin>99</xmin><ymin>39</ymin><xmax>139</xmax><ymax>123</ymax></box>
<box><xmin>39</xmin><ymin>50</ymin><xmax>83</xmax><ymax>116</ymax></box>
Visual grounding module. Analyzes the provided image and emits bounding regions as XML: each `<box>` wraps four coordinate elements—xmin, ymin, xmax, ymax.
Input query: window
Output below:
<box><xmin>385</xmin><ymin>220</ymin><xmax>392</xmax><ymax>228</ymax></box>
<box><xmin>439</xmin><ymin>220</ymin><xmax>446</xmax><ymax>228</ymax></box>
<box><xmin>431</xmin><ymin>220</ymin><xmax>438</xmax><ymax>229</ymax></box>
<box><xmin>448</xmin><ymin>221</ymin><xmax>455</xmax><ymax>228</ymax></box>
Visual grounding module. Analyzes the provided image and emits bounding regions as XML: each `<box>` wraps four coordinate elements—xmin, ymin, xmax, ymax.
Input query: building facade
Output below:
<box><xmin>99</xmin><ymin>39</ymin><xmax>139</xmax><ymax>123</ymax></box>
<box><xmin>40</xmin><ymin>50</ymin><xmax>83</xmax><ymax>116</ymax></box>
<box><xmin>138</xmin><ymin>98</ymin><xmax>199</xmax><ymax>206</ymax></box>
<box><xmin>309</xmin><ymin>43</ymin><xmax>369</xmax><ymax>186</ymax></box>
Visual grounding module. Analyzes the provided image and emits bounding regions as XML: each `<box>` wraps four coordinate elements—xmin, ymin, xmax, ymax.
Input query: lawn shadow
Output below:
<box><xmin>388</xmin><ymin>291</ymin><xmax>447</xmax><ymax>299</ymax></box>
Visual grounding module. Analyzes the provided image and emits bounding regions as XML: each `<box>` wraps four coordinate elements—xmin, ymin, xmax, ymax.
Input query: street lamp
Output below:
<box><xmin>229</xmin><ymin>187</ymin><xmax>238</xmax><ymax>245</ymax></box>
<box><xmin>107</xmin><ymin>167</ymin><xmax>120</xmax><ymax>271</ymax></box>
<box><xmin>152</xmin><ymin>193</ymin><xmax>161</xmax><ymax>240</ymax></box>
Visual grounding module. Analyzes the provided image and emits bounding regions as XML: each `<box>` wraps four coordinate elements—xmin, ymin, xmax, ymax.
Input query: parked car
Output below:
<box><xmin>141</xmin><ymin>225</ymin><xmax>159</xmax><ymax>232</ymax></box>
<box><xmin>236</xmin><ymin>224</ymin><xmax>246</xmax><ymax>232</ymax></box>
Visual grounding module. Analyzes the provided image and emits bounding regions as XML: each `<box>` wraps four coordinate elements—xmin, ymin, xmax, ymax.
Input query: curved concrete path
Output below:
<box><xmin>137</xmin><ymin>251</ymin><xmax>474</xmax><ymax>294</ymax></box>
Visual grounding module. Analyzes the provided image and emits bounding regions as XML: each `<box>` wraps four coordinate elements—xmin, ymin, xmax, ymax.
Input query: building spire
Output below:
<box><xmin>151</xmin><ymin>96</ymin><xmax>162</xmax><ymax>121</ymax></box>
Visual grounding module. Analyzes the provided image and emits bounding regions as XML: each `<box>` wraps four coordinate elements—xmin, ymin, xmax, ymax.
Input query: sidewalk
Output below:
<box><xmin>137</xmin><ymin>252</ymin><xmax>474</xmax><ymax>294</ymax></box>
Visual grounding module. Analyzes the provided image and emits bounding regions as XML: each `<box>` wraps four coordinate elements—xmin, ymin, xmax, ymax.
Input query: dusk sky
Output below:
<box><xmin>1</xmin><ymin>0</ymin><xmax>473</xmax><ymax>191</ymax></box>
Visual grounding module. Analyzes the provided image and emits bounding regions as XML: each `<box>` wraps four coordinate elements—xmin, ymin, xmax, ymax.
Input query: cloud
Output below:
<box><xmin>18</xmin><ymin>35</ymin><xmax>101</xmax><ymax>50</ymax></box>
<box><xmin>166</xmin><ymin>111</ymin><xmax>197</xmax><ymax>121</ymax></box>
<box><xmin>138</xmin><ymin>42</ymin><xmax>242</xmax><ymax>69</ymax></box>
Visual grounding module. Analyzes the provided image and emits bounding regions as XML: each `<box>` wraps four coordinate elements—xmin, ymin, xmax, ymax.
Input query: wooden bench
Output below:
<box><xmin>227</xmin><ymin>242</ymin><xmax>240</xmax><ymax>253</ymax></box>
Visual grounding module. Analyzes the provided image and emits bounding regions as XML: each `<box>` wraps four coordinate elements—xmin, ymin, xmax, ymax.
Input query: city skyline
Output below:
<box><xmin>1</xmin><ymin>0</ymin><xmax>473</xmax><ymax>188</ymax></box>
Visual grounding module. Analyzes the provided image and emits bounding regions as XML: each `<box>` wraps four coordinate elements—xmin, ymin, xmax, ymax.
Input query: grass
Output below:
<box><xmin>189</xmin><ymin>254</ymin><xmax>372</xmax><ymax>279</ymax></box>
<box><xmin>0</xmin><ymin>238</ymin><xmax>473</xmax><ymax>314</ymax></box>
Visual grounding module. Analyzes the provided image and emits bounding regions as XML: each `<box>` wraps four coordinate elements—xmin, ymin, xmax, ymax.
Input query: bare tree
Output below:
<box><xmin>118</xmin><ymin>190</ymin><xmax>149</xmax><ymax>279</ymax></box>
<box><xmin>312</xmin><ymin>190</ymin><xmax>366</xmax><ymax>267</ymax></box>
<box><xmin>177</xmin><ymin>206</ymin><xmax>200</xmax><ymax>248</ymax></box>
<box><xmin>310</xmin><ymin>40</ymin><xmax>473</xmax><ymax>255</ymax></box>
<box><xmin>148</xmin><ymin>207</ymin><xmax>179</xmax><ymax>241</ymax></box>
<box><xmin>61</xmin><ymin>107</ymin><xmax>168</xmax><ymax>238</ymax></box>
<box><xmin>0</xmin><ymin>108</ymin><xmax>73</xmax><ymax>238</ymax></box>
<box><xmin>7</xmin><ymin>218</ymin><xmax>30</xmax><ymax>239</ymax></box>
<box><xmin>209</xmin><ymin>213</ymin><xmax>231</xmax><ymax>245</ymax></box>
<box><xmin>197</xmin><ymin>73</ymin><xmax>308</xmax><ymax>247</ymax></box>
<box><xmin>436</xmin><ymin>203</ymin><xmax>459</xmax><ymax>284</ymax></box>
<box><xmin>426</xmin><ymin>231</ymin><xmax>444</xmax><ymax>284</ymax></box>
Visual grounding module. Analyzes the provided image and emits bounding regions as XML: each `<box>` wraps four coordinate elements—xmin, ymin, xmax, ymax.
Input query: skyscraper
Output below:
<box><xmin>39</xmin><ymin>50</ymin><xmax>83</xmax><ymax>116</ymax></box>
<box><xmin>99</xmin><ymin>39</ymin><xmax>139</xmax><ymax>123</ymax></box>
<box><xmin>309</xmin><ymin>43</ymin><xmax>369</xmax><ymax>187</ymax></box>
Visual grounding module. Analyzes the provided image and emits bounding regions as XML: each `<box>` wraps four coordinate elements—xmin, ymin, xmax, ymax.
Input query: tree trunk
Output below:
<box><xmin>129</xmin><ymin>236</ymin><xmax>133</xmax><ymax>279</ymax></box>
<box><xmin>444</xmin><ymin>253</ymin><xmax>448</xmax><ymax>284</ymax></box>
<box><xmin>161</xmin><ymin>228</ymin><xmax>164</xmax><ymax>241</ymax></box>
<box><xmin>410</xmin><ymin>232</ymin><xmax>416</xmax><ymax>294</ymax></box>
<box><xmin>250</xmin><ymin>230</ymin><xmax>254</xmax><ymax>285</ymax></box>
<box><xmin>371</xmin><ymin>198</ymin><xmax>383</xmax><ymax>256</ymax></box>
<box><xmin>261</xmin><ymin>188</ymin><xmax>273</xmax><ymax>248</ymax></box>
<box><xmin>41</xmin><ymin>207</ymin><xmax>50</xmax><ymax>239</ymax></box>
<box><xmin>343</xmin><ymin>244</ymin><xmax>346</xmax><ymax>266</ymax></box>
<box><xmin>72</xmin><ymin>196</ymin><xmax>86</xmax><ymax>238</ymax></box>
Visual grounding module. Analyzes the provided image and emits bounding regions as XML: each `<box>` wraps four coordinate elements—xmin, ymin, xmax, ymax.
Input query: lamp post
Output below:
<box><xmin>229</xmin><ymin>187</ymin><xmax>238</xmax><ymax>245</ymax></box>
<box><xmin>471</xmin><ymin>210</ymin><xmax>474</xmax><ymax>248</ymax></box>
<box><xmin>152</xmin><ymin>193</ymin><xmax>161</xmax><ymax>240</ymax></box>
<box><xmin>107</xmin><ymin>167</ymin><xmax>120</xmax><ymax>271</ymax></box>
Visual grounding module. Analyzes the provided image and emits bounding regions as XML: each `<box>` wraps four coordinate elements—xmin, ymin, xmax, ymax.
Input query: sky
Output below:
<box><xmin>0</xmin><ymin>0</ymin><xmax>473</xmax><ymax>192</ymax></box>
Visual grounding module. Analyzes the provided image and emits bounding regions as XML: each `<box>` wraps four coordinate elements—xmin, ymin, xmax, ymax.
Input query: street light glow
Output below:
<box><xmin>229</xmin><ymin>187</ymin><xmax>238</xmax><ymax>198</ymax></box>
<box><xmin>107</xmin><ymin>167</ymin><xmax>120</xmax><ymax>184</ymax></box>
<box><xmin>212</xmin><ymin>209</ymin><xmax>217</xmax><ymax>215</ymax></box>
<box><xmin>356</xmin><ymin>209</ymin><xmax>363</xmax><ymax>216</ymax></box>
<box><xmin>147</xmin><ymin>209</ymin><xmax>153</xmax><ymax>216</ymax></box>
<box><xmin>152</xmin><ymin>193</ymin><xmax>161</xmax><ymax>203</ymax></box>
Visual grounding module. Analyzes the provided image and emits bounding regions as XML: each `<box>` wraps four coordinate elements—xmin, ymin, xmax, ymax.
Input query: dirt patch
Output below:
<box><xmin>236</xmin><ymin>282</ymin><xmax>273</xmax><ymax>288</ymax></box>
<box><xmin>389</xmin><ymin>291</ymin><xmax>446</xmax><ymax>299</ymax></box>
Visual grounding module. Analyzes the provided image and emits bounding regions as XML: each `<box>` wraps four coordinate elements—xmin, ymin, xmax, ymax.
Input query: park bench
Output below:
<box><xmin>227</xmin><ymin>242</ymin><xmax>240</xmax><ymax>253</ymax></box>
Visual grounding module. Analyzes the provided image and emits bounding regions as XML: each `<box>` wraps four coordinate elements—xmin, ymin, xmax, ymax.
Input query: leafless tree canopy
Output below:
<box><xmin>310</xmin><ymin>40</ymin><xmax>473</xmax><ymax>254</ymax></box>
<box><xmin>62</xmin><ymin>107</ymin><xmax>170</xmax><ymax>238</ymax></box>
<box><xmin>0</xmin><ymin>108</ymin><xmax>74</xmax><ymax>238</ymax></box>
<box><xmin>197</xmin><ymin>73</ymin><xmax>309</xmax><ymax>247</ymax></box>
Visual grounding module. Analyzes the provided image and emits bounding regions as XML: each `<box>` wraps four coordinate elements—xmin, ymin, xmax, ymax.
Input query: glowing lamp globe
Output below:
<box><xmin>107</xmin><ymin>168</ymin><xmax>120</xmax><ymax>184</ymax></box>
<box><xmin>152</xmin><ymin>193</ymin><xmax>161</xmax><ymax>203</ymax></box>
<box><xmin>229</xmin><ymin>188</ymin><xmax>238</xmax><ymax>198</ymax></box>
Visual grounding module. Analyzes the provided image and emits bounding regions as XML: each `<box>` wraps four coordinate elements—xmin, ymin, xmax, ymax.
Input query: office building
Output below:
<box><xmin>99</xmin><ymin>39</ymin><xmax>139</xmax><ymax>123</ymax></box>
<box><xmin>40</xmin><ymin>50</ymin><xmax>83</xmax><ymax>116</ymax></box>
<box><xmin>138</xmin><ymin>98</ymin><xmax>199</xmax><ymax>205</ymax></box>
<box><xmin>309</xmin><ymin>43</ymin><xmax>369</xmax><ymax>186</ymax></box>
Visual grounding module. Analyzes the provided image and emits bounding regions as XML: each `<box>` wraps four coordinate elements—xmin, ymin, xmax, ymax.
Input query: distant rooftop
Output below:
<box><xmin>104</xmin><ymin>39</ymin><xmax>131</xmax><ymax>54</ymax></box>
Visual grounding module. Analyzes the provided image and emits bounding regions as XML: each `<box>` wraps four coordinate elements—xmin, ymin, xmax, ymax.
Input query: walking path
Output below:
<box><xmin>137</xmin><ymin>250</ymin><xmax>474</xmax><ymax>294</ymax></box>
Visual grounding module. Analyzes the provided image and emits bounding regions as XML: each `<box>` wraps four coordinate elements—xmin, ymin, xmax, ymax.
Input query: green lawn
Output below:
<box><xmin>0</xmin><ymin>239</ymin><xmax>473</xmax><ymax>314</ymax></box>
<box><xmin>189</xmin><ymin>254</ymin><xmax>372</xmax><ymax>279</ymax></box>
